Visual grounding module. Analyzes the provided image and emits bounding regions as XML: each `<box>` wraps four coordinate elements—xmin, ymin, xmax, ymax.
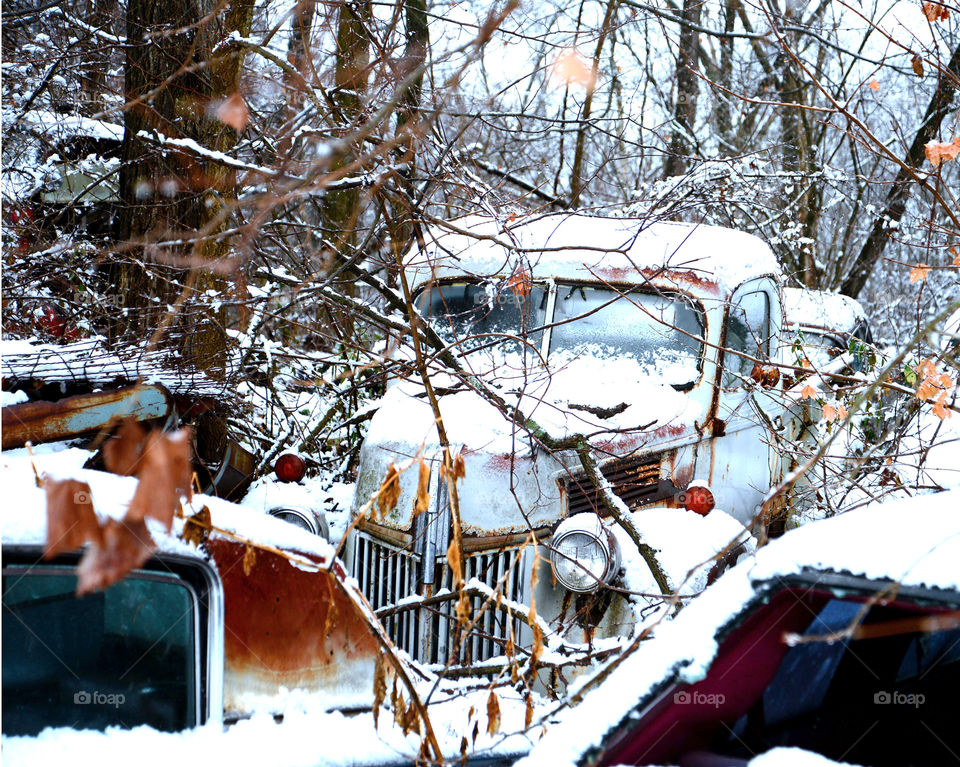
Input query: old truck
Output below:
<box><xmin>345</xmin><ymin>213</ymin><xmax>869</xmax><ymax>670</ymax></box>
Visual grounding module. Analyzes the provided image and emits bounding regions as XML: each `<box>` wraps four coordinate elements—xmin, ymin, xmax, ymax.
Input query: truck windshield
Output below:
<box><xmin>420</xmin><ymin>281</ymin><xmax>548</xmax><ymax>354</ymax></box>
<box><xmin>2</xmin><ymin>565</ymin><xmax>197</xmax><ymax>736</ymax></box>
<box><xmin>551</xmin><ymin>286</ymin><xmax>704</xmax><ymax>387</ymax></box>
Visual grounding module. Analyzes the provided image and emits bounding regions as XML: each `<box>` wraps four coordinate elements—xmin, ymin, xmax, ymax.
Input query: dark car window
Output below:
<box><xmin>2</xmin><ymin>565</ymin><xmax>198</xmax><ymax>736</ymax></box>
<box><xmin>717</xmin><ymin>598</ymin><xmax>960</xmax><ymax>765</ymax></box>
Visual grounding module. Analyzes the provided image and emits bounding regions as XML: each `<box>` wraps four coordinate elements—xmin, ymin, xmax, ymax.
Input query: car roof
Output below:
<box><xmin>783</xmin><ymin>287</ymin><xmax>866</xmax><ymax>334</ymax></box>
<box><xmin>408</xmin><ymin>213</ymin><xmax>781</xmax><ymax>298</ymax></box>
<box><xmin>516</xmin><ymin>488</ymin><xmax>960</xmax><ymax>767</ymax></box>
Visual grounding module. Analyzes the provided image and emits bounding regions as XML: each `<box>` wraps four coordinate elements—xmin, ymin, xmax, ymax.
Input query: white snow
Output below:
<box><xmin>410</xmin><ymin>213</ymin><xmax>781</xmax><ymax>295</ymax></box>
<box><xmin>517</xmin><ymin>488</ymin><xmax>960</xmax><ymax>767</ymax></box>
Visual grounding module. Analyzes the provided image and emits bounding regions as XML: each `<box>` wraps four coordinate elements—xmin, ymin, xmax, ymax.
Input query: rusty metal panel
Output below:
<box><xmin>1</xmin><ymin>384</ymin><xmax>172</xmax><ymax>450</ymax></box>
<box><xmin>205</xmin><ymin>538</ymin><xmax>379</xmax><ymax>712</ymax></box>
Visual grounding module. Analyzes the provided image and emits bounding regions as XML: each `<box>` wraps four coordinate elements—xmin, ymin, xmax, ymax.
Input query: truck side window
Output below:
<box><xmin>725</xmin><ymin>290</ymin><xmax>771</xmax><ymax>387</ymax></box>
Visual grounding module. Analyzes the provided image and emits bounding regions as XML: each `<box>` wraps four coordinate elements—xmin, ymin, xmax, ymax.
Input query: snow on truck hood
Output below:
<box><xmin>517</xmin><ymin>488</ymin><xmax>960</xmax><ymax>767</ymax></box>
<box><xmin>409</xmin><ymin>213</ymin><xmax>781</xmax><ymax>294</ymax></box>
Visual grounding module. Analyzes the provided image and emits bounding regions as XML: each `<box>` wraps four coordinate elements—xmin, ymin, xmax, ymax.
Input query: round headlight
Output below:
<box><xmin>550</xmin><ymin>513</ymin><xmax>621</xmax><ymax>593</ymax></box>
<box><xmin>267</xmin><ymin>507</ymin><xmax>329</xmax><ymax>539</ymax></box>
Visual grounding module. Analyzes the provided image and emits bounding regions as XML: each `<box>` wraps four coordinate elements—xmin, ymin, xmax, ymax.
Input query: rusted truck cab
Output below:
<box><xmin>346</xmin><ymin>214</ymin><xmax>793</xmax><ymax>667</ymax></box>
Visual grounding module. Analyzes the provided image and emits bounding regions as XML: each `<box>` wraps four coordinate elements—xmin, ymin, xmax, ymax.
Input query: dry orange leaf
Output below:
<box><xmin>44</xmin><ymin>478</ymin><xmax>101</xmax><ymax>559</ymax></box>
<box><xmin>910</xmin><ymin>264</ymin><xmax>931</xmax><ymax>283</ymax></box>
<box><xmin>507</xmin><ymin>268</ymin><xmax>532</xmax><ymax>298</ymax></box>
<box><xmin>912</xmin><ymin>54</ymin><xmax>925</xmax><ymax>78</ymax></box>
<box><xmin>552</xmin><ymin>49</ymin><xmax>595</xmax><ymax>88</ymax></box>
<box><xmin>216</xmin><ymin>92</ymin><xmax>249</xmax><ymax>131</ymax></box>
<box><xmin>76</xmin><ymin>518</ymin><xmax>155</xmax><ymax>596</ymax></box>
<box><xmin>486</xmin><ymin>690</ymin><xmax>501</xmax><ymax>735</ymax></box>
<box><xmin>414</xmin><ymin>458</ymin><xmax>431</xmax><ymax>515</ymax></box>
<box><xmin>951</xmin><ymin>246</ymin><xmax>960</xmax><ymax>266</ymax></box>
<box><xmin>376</xmin><ymin>463</ymin><xmax>401</xmax><ymax>519</ymax></box>
<box><xmin>867</xmin><ymin>79</ymin><xmax>881</xmax><ymax>90</ymax></box>
<box><xmin>924</xmin><ymin>137</ymin><xmax>960</xmax><ymax>167</ymax></box>
<box><xmin>822</xmin><ymin>403</ymin><xmax>837</xmax><ymax>422</ymax></box>
<box><xmin>800</xmin><ymin>384</ymin><xmax>817</xmax><ymax>400</ymax></box>
<box><xmin>181</xmin><ymin>505</ymin><xmax>211</xmax><ymax>548</ymax></box>
<box><xmin>922</xmin><ymin>2</ymin><xmax>950</xmax><ymax>21</ymax></box>
<box><xmin>126</xmin><ymin>429</ymin><xmax>193</xmax><ymax>532</ymax></box>
<box><xmin>102</xmin><ymin>417</ymin><xmax>147</xmax><ymax>476</ymax></box>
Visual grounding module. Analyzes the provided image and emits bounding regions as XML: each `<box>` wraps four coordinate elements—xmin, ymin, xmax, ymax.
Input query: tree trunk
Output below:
<box><xmin>114</xmin><ymin>0</ymin><xmax>253</xmax><ymax>374</ymax></box>
<box><xmin>840</xmin><ymin>43</ymin><xmax>960</xmax><ymax>298</ymax></box>
<box><xmin>662</xmin><ymin>0</ymin><xmax>702</xmax><ymax>178</ymax></box>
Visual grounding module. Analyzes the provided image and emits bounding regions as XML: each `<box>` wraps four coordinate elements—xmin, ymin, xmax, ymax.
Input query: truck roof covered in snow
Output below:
<box><xmin>408</xmin><ymin>214</ymin><xmax>781</xmax><ymax>297</ymax></box>
<box><xmin>783</xmin><ymin>287</ymin><xmax>866</xmax><ymax>334</ymax></box>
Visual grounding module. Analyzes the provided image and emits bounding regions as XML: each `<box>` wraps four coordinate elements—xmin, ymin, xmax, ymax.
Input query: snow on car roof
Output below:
<box><xmin>783</xmin><ymin>287</ymin><xmax>866</xmax><ymax>333</ymax></box>
<box><xmin>0</xmin><ymin>443</ymin><xmax>336</xmax><ymax>564</ymax></box>
<box><xmin>408</xmin><ymin>213</ymin><xmax>781</xmax><ymax>296</ymax></box>
<box><xmin>517</xmin><ymin>488</ymin><xmax>960</xmax><ymax>767</ymax></box>
<box><xmin>1</xmin><ymin>337</ymin><xmax>231</xmax><ymax>396</ymax></box>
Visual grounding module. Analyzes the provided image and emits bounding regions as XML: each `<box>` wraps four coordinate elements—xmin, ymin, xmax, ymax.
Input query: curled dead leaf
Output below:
<box><xmin>912</xmin><ymin>54</ymin><xmax>925</xmax><ymax>78</ymax></box>
<box><xmin>76</xmin><ymin>518</ymin><xmax>154</xmax><ymax>596</ymax></box>
<box><xmin>414</xmin><ymin>458</ymin><xmax>431</xmax><ymax>516</ymax></box>
<box><xmin>376</xmin><ymin>463</ymin><xmax>401</xmax><ymax>520</ymax></box>
<box><xmin>924</xmin><ymin>137</ymin><xmax>960</xmax><ymax>167</ymax></box>
<box><xmin>181</xmin><ymin>505</ymin><xmax>211</xmax><ymax>548</ymax></box>
<box><xmin>750</xmin><ymin>364</ymin><xmax>781</xmax><ymax>389</ymax></box>
<box><xmin>126</xmin><ymin>429</ymin><xmax>193</xmax><ymax>532</ymax></box>
<box><xmin>922</xmin><ymin>2</ymin><xmax>950</xmax><ymax>21</ymax></box>
<box><xmin>102</xmin><ymin>417</ymin><xmax>147</xmax><ymax>476</ymax></box>
<box><xmin>44</xmin><ymin>478</ymin><xmax>101</xmax><ymax>559</ymax></box>
<box><xmin>486</xmin><ymin>690</ymin><xmax>501</xmax><ymax>735</ymax></box>
<box><xmin>910</xmin><ymin>264</ymin><xmax>931</xmax><ymax>283</ymax></box>
<box><xmin>373</xmin><ymin>650</ymin><xmax>387</xmax><ymax>729</ymax></box>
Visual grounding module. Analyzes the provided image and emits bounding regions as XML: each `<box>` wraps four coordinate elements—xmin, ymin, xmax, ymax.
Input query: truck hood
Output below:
<box><xmin>354</xmin><ymin>358</ymin><xmax>703</xmax><ymax>535</ymax></box>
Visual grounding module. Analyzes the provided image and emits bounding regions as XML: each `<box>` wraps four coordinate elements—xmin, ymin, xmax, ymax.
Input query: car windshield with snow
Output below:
<box><xmin>423</xmin><ymin>282</ymin><xmax>705</xmax><ymax>388</ymax></box>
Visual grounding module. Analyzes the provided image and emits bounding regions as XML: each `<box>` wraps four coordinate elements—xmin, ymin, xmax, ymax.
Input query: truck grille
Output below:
<box><xmin>352</xmin><ymin>532</ymin><xmax>528</xmax><ymax>666</ymax></box>
<box><xmin>563</xmin><ymin>454</ymin><xmax>673</xmax><ymax>514</ymax></box>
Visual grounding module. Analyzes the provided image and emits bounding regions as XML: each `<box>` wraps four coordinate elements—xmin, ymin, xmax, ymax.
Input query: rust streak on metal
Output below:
<box><xmin>1</xmin><ymin>384</ymin><xmax>172</xmax><ymax>450</ymax></box>
<box><xmin>206</xmin><ymin>538</ymin><xmax>379</xmax><ymax>709</ymax></box>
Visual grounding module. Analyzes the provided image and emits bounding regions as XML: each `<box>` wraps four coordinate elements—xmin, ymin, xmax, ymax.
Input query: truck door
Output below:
<box><xmin>709</xmin><ymin>278</ymin><xmax>786</xmax><ymax>527</ymax></box>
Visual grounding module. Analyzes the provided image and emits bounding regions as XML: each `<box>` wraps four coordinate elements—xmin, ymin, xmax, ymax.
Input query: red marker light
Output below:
<box><xmin>275</xmin><ymin>453</ymin><xmax>306</xmax><ymax>483</ymax></box>
<box><xmin>684</xmin><ymin>483</ymin><xmax>715</xmax><ymax>516</ymax></box>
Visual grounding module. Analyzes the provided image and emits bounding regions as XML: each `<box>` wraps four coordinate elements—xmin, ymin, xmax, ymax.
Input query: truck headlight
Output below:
<box><xmin>550</xmin><ymin>513</ymin><xmax>621</xmax><ymax>593</ymax></box>
<box><xmin>268</xmin><ymin>507</ymin><xmax>330</xmax><ymax>540</ymax></box>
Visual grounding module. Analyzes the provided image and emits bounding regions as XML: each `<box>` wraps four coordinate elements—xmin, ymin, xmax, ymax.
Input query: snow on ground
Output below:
<box><xmin>748</xmin><ymin>747</ymin><xmax>863</xmax><ymax>767</ymax></box>
<box><xmin>3</xmin><ymin>686</ymin><xmax>536</xmax><ymax>767</ymax></box>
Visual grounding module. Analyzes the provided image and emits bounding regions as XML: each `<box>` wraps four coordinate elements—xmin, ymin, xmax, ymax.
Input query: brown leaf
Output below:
<box><xmin>242</xmin><ymin>544</ymin><xmax>257</xmax><ymax>576</ymax></box>
<box><xmin>452</xmin><ymin>450</ymin><xmax>466</xmax><ymax>481</ymax></box>
<box><xmin>181</xmin><ymin>505</ymin><xmax>211</xmax><ymax>548</ymax></box>
<box><xmin>376</xmin><ymin>463</ymin><xmax>401</xmax><ymax>520</ymax></box>
<box><xmin>486</xmin><ymin>690</ymin><xmax>501</xmax><ymax>736</ymax></box>
<box><xmin>102</xmin><ymin>418</ymin><xmax>147</xmax><ymax>476</ymax></box>
<box><xmin>924</xmin><ymin>137</ymin><xmax>960</xmax><ymax>167</ymax></box>
<box><xmin>126</xmin><ymin>429</ymin><xmax>193</xmax><ymax>531</ymax></box>
<box><xmin>414</xmin><ymin>458</ymin><xmax>431</xmax><ymax>516</ymax></box>
<box><xmin>44</xmin><ymin>478</ymin><xmax>100</xmax><ymax>559</ymax></box>
<box><xmin>507</xmin><ymin>268</ymin><xmax>533</xmax><ymax>297</ymax></box>
<box><xmin>910</xmin><ymin>264</ymin><xmax>931</xmax><ymax>283</ymax></box>
<box><xmin>525</xmin><ymin>693</ymin><xmax>535</xmax><ymax>729</ymax></box>
<box><xmin>215</xmin><ymin>92</ymin><xmax>249</xmax><ymax>131</ymax></box>
<box><xmin>373</xmin><ymin>650</ymin><xmax>387</xmax><ymax>729</ymax></box>
<box><xmin>912</xmin><ymin>54</ymin><xmax>925</xmax><ymax>78</ymax></box>
<box><xmin>750</xmin><ymin>364</ymin><xmax>781</xmax><ymax>389</ymax></box>
<box><xmin>951</xmin><ymin>246</ymin><xmax>960</xmax><ymax>266</ymax></box>
<box><xmin>471</xmin><ymin>720</ymin><xmax>479</xmax><ymax>746</ymax></box>
<box><xmin>867</xmin><ymin>78</ymin><xmax>881</xmax><ymax>91</ymax></box>
<box><xmin>76</xmin><ymin>518</ymin><xmax>154</xmax><ymax>596</ymax></box>
<box><xmin>922</xmin><ymin>2</ymin><xmax>949</xmax><ymax>21</ymax></box>
<box><xmin>446</xmin><ymin>538</ymin><xmax>462</xmax><ymax>583</ymax></box>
